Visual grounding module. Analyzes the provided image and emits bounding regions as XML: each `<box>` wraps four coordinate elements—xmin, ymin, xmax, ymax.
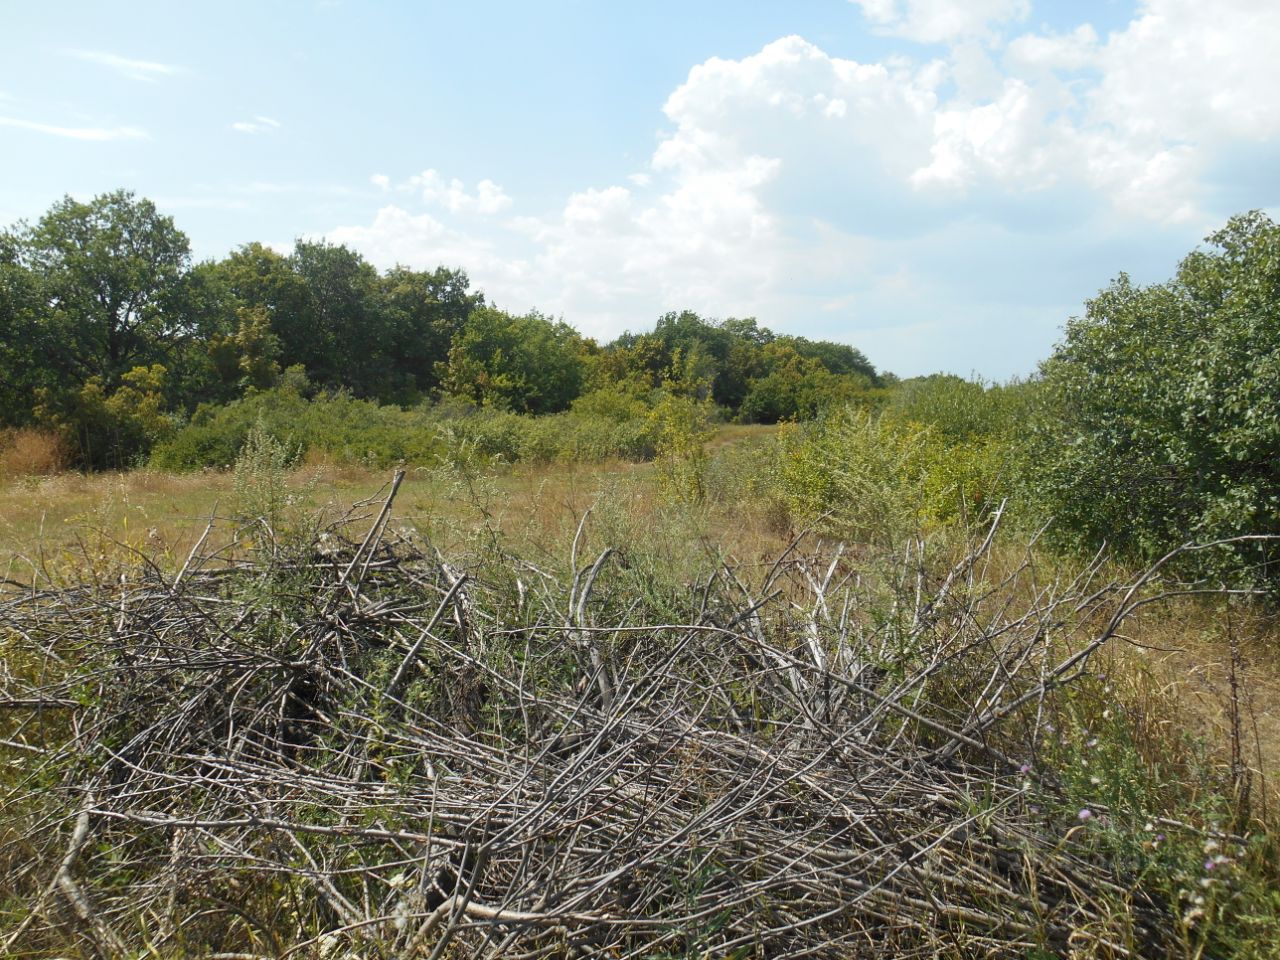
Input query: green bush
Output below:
<box><xmin>150</xmin><ymin>389</ymin><xmax>443</xmax><ymax>470</ymax></box>
<box><xmin>150</xmin><ymin>386</ymin><xmax>667</xmax><ymax>472</ymax></box>
<box><xmin>1029</xmin><ymin>212</ymin><xmax>1280</xmax><ymax>584</ymax></box>
<box><xmin>774</xmin><ymin>407</ymin><xmax>933</xmax><ymax>543</ymax></box>
<box><xmin>768</xmin><ymin>398</ymin><xmax>1022</xmax><ymax>542</ymax></box>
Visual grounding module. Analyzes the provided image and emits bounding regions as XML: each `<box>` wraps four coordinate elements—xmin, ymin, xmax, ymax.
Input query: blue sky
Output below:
<box><xmin>2</xmin><ymin>0</ymin><xmax>1277</xmax><ymax>379</ymax></box>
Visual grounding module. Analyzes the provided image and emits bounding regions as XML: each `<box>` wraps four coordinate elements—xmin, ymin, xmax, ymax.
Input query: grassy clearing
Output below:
<box><xmin>3</xmin><ymin>425</ymin><xmax>1280</xmax><ymax>957</ymax></box>
<box><xmin>0</xmin><ymin>431</ymin><xmax>790</xmax><ymax>594</ymax></box>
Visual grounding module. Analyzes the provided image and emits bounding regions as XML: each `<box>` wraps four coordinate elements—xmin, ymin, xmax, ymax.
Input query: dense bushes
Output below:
<box><xmin>761</xmin><ymin>375</ymin><xmax>1029</xmax><ymax>543</ymax></box>
<box><xmin>1030</xmin><ymin>212</ymin><xmax>1280</xmax><ymax>584</ymax></box>
<box><xmin>148</xmin><ymin>384</ymin><xmax>676</xmax><ymax>471</ymax></box>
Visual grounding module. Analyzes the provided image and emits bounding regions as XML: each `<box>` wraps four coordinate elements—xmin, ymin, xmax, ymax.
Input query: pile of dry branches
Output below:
<box><xmin>1</xmin><ymin>477</ymin><xmax>1182</xmax><ymax>958</ymax></box>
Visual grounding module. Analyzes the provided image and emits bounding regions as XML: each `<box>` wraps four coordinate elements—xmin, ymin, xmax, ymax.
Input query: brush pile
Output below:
<box><xmin>1</xmin><ymin>477</ymin><xmax>1180</xmax><ymax>958</ymax></box>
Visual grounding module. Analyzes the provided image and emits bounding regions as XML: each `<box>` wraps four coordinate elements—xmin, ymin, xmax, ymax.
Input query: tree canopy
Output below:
<box><xmin>0</xmin><ymin>190</ymin><xmax>885</xmax><ymax>466</ymax></box>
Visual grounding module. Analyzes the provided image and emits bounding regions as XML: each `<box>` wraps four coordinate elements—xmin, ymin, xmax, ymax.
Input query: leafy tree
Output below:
<box><xmin>590</xmin><ymin>333</ymin><xmax>669</xmax><ymax>391</ymax></box>
<box><xmin>0</xmin><ymin>232</ymin><xmax>51</xmax><ymax>424</ymax></box>
<box><xmin>380</xmin><ymin>265</ymin><xmax>484</xmax><ymax>395</ymax></box>
<box><xmin>780</xmin><ymin>336</ymin><xmax>878</xmax><ymax>382</ymax></box>
<box><xmin>16</xmin><ymin>190</ymin><xmax>192</xmax><ymax>386</ymax></box>
<box><xmin>37</xmin><ymin>364</ymin><xmax>173</xmax><ymax>469</ymax></box>
<box><xmin>211</xmin><ymin>242</ymin><xmax>312</xmax><ymax>367</ymax></box>
<box><xmin>740</xmin><ymin>344</ymin><xmax>842</xmax><ymax>423</ymax></box>
<box><xmin>289</xmin><ymin>240</ymin><xmax>392</xmax><ymax>398</ymax></box>
<box><xmin>234</xmin><ymin>306</ymin><xmax>283</xmax><ymax>391</ymax></box>
<box><xmin>441</xmin><ymin>308</ymin><xmax>585</xmax><ymax>414</ymax></box>
<box><xmin>1031</xmin><ymin>211</ymin><xmax>1280</xmax><ymax>583</ymax></box>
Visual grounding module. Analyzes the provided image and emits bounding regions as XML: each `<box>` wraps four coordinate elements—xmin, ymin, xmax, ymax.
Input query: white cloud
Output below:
<box><xmin>401</xmin><ymin>169</ymin><xmax>513</xmax><ymax>215</ymax></box>
<box><xmin>0</xmin><ymin>116</ymin><xmax>148</xmax><ymax>141</ymax></box>
<box><xmin>850</xmin><ymin>0</ymin><xmax>1030</xmax><ymax>43</ymax></box>
<box><xmin>1006</xmin><ymin>24</ymin><xmax>1098</xmax><ymax>71</ymax></box>
<box><xmin>1091</xmin><ymin>0</ymin><xmax>1280</xmax><ymax>142</ymax></box>
<box><xmin>326</xmin><ymin>5</ymin><xmax>1280</xmax><ymax>374</ymax></box>
<box><xmin>231</xmin><ymin>116</ymin><xmax>281</xmax><ymax>134</ymax></box>
<box><xmin>370</xmin><ymin>173</ymin><xmax>391</xmax><ymax>191</ymax></box>
<box><xmin>63</xmin><ymin>49</ymin><xmax>179</xmax><ymax>82</ymax></box>
<box><xmin>328</xmin><ymin>205</ymin><xmax>534</xmax><ymax>290</ymax></box>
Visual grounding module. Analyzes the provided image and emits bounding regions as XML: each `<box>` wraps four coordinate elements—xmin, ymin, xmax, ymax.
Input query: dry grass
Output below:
<box><xmin>1122</xmin><ymin>601</ymin><xmax>1280</xmax><ymax>812</ymax></box>
<box><xmin>3</xmin><ymin>430</ymin><xmax>1276</xmax><ymax>807</ymax></box>
<box><xmin>0</xmin><ymin>428</ymin><xmax>69</xmax><ymax>479</ymax></box>
<box><xmin>0</xmin><ymin>489</ymin><xmax>1190</xmax><ymax>958</ymax></box>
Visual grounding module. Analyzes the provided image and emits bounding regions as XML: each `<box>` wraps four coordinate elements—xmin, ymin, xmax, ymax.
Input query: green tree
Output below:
<box><xmin>1031</xmin><ymin>211</ymin><xmax>1280</xmax><ymax>582</ymax></box>
<box><xmin>380</xmin><ymin>265</ymin><xmax>484</xmax><ymax>395</ymax></box>
<box><xmin>17</xmin><ymin>190</ymin><xmax>192</xmax><ymax>386</ymax></box>
<box><xmin>37</xmin><ymin>363</ymin><xmax>174</xmax><ymax>469</ymax></box>
<box><xmin>441</xmin><ymin>307</ymin><xmax>584</xmax><ymax>414</ymax></box>
<box><xmin>290</xmin><ymin>240</ymin><xmax>392</xmax><ymax>398</ymax></box>
<box><xmin>0</xmin><ymin>232</ymin><xmax>51</xmax><ymax>424</ymax></box>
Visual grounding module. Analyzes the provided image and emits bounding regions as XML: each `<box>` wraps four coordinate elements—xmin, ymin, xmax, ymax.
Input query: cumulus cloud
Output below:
<box><xmin>231</xmin><ymin>116</ymin><xmax>281</xmax><ymax>134</ymax></box>
<box><xmin>1090</xmin><ymin>0</ymin><xmax>1280</xmax><ymax>142</ymax></box>
<box><xmin>1005</xmin><ymin>24</ymin><xmax>1098</xmax><ymax>71</ymax></box>
<box><xmin>327</xmin><ymin>2</ymin><xmax>1280</xmax><ymax>374</ymax></box>
<box><xmin>63</xmin><ymin>49</ymin><xmax>179</xmax><ymax>82</ymax></box>
<box><xmin>850</xmin><ymin>0</ymin><xmax>1030</xmax><ymax>43</ymax></box>
<box><xmin>0</xmin><ymin>115</ymin><xmax>148</xmax><ymax>141</ymax></box>
<box><xmin>402</xmin><ymin>170</ymin><xmax>513</xmax><ymax>215</ymax></box>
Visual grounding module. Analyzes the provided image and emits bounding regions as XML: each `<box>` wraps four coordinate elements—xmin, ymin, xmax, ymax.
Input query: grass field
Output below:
<box><xmin>4</xmin><ymin>426</ymin><xmax>1279</xmax><ymax>783</ymax></box>
<box><xmin>4</xmin><ymin>424</ymin><xmax>1280</xmax><ymax>957</ymax></box>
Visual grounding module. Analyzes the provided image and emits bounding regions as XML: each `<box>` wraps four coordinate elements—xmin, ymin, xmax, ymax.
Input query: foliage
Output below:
<box><xmin>149</xmin><ymin>388</ymin><xmax>443</xmax><ymax>471</ymax></box>
<box><xmin>36</xmin><ymin>364</ymin><xmax>175</xmax><ymax>469</ymax></box>
<box><xmin>1030</xmin><ymin>211</ymin><xmax>1280</xmax><ymax>583</ymax></box>
<box><xmin>738</xmin><ymin>341</ymin><xmax>870</xmax><ymax>423</ymax></box>
<box><xmin>0</xmin><ymin>232</ymin><xmax>51</xmax><ymax>425</ymax></box>
<box><xmin>775</xmin><ymin>407</ymin><xmax>934</xmax><ymax>543</ymax></box>
<box><xmin>1</xmin><ymin>188</ymin><xmax>887</xmax><ymax>468</ymax></box>
<box><xmin>12</xmin><ymin>190</ymin><xmax>192</xmax><ymax>387</ymax></box>
<box><xmin>149</xmin><ymin>387</ymin><xmax>667</xmax><ymax>472</ymax></box>
<box><xmin>440</xmin><ymin>306</ymin><xmax>585</xmax><ymax>414</ymax></box>
<box><xmin>650</xmin><ymin>393</ymin><xmax>716</xmax><ymax>503</ymax></box>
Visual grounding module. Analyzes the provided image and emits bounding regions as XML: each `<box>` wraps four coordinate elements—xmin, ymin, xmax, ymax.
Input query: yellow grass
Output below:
<box><xmin>2</xmin><ymin>423</ymin><xmax>1275</xmax><ymax>807</ymax></box>
<box><xmin>0</xmin><ymin>427</ymin><xmax>69</xmax><ymax>479</ymax></box>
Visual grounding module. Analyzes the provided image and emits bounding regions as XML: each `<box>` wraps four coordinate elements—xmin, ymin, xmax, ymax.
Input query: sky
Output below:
<box><xmin>2</xmin><ymin>0</ymin><xmax>1278</xmax><ymax>380</ymax></box>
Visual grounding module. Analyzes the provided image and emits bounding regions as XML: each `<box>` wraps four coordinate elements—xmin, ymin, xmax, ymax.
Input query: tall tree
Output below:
<box><xmin>0</xmin><ymin>231</ymin><xmax>50</xmax><ymax>424</ymax></box>
<box><xmin>441</xmin><ymin>308</ymin><xmax>584</xmax><ymax>414</ymax></box>
<box><xmin>290</xmin><ymin>240</ymin><xmax>389</xmax><ymax>398</ymax></box>
<box><xmin>18</xmin><ymin>190</ymin><xmax>192</xmax><ymax>386</ymax></box>
<box><xmin>380</xmin><ymin>265</ymin><xmax>484</xmax><ymax>394</ymax></box>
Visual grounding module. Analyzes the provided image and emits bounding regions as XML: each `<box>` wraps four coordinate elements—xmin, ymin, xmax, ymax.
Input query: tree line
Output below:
<box><xmin>5</xmin><ymin>189</ymin><xmax>1280</xmax><ymax>588</ymax></box>
<box><xmin>0</xmin><ymin>190</ymin><xmax>885</xmax><ymax>468</ymax></box>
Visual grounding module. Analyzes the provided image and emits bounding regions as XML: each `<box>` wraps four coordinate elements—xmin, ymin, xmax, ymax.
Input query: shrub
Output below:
<box><xmin>775</xmin><ymin>406</ymin><xmax>934</xmax><ymax>544</ymax></box>
<box><xmin>36</xmin><ymin>364</ymin><xmax>175</xmax><ymax>469</ymax></box>
<box><xmin>1029</xmin><ymin>212</ymin><xmax>1280</xmax><ymax>584</ymax></box>
<box><xmin>151</xmin><ymin>388</ymin><xmax>667</xmax><ymax>472</ymax></box>
<box><xmin>151</xmin><ymin>389</ymin><xmax>444</xmax><ymax>470</ymax></box>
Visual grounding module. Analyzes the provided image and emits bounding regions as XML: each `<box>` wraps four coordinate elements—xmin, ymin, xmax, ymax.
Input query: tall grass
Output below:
<box><xmin>0</xmin><ymin>427</ymin><xmax>69</xmax><ymax>479</ymax></box>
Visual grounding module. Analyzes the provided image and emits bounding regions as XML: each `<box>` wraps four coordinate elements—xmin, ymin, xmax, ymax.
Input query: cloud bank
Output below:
<box><xmin>327</xmin><ymin>0</ymin><xmax>1280</xmax><ymax>377</ymax></box>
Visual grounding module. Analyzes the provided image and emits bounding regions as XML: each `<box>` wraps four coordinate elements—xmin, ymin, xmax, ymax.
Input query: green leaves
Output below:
<box><xmin>1030</xmin><ymin>211</ymin><xmax>1280</xmax><ymax>584</ymax></box>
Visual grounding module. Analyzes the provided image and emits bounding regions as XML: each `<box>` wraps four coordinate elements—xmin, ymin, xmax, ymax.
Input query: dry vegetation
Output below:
<box><xmin>0</xmin><ymin>428</ymin><xmax>69</xmax><ymax>481</ymax></box>
<box><xmin>2</xmin><ymin>436</ymin><xmax>1279</xmax><ymax>958</ymax></box>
